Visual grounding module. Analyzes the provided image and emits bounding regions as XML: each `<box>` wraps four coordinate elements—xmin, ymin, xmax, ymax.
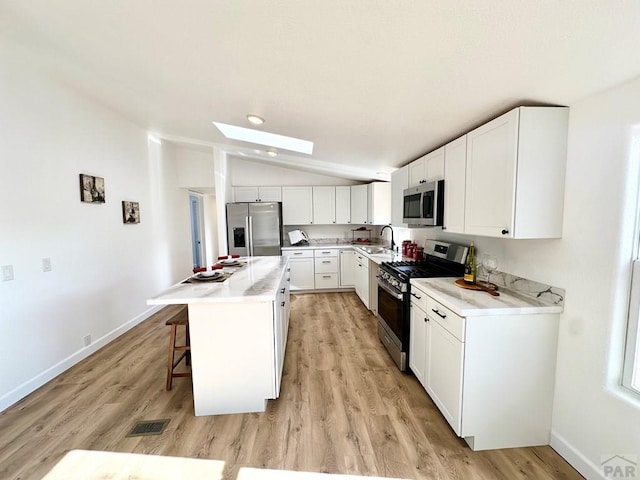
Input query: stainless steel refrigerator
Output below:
<box><xmin>226</xmin><ymin>202</ymin><xmax>283</xmax><ymax>256</ymax></box>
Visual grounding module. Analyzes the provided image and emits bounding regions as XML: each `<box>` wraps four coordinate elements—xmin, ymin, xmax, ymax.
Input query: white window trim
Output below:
<box><xmin>624</xmin><ymin>260</ymin><xmax>640</xmax><ymax>392</ymax></box>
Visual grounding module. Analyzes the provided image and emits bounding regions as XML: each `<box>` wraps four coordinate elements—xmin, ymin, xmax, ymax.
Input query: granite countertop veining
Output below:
<box><xmin>147</xmin><ymin>256</ymin><xmax>289</xmax><ymax>305</ymax></box>
<box><xmin>410</xmin><ymin>277</ymin><xmax>563</xmax><ymax>317</ymax></box>
<box><xmin>281</xmin><ymin>242</ymin><xmax>404</xmax><ymax>265</ymax></box>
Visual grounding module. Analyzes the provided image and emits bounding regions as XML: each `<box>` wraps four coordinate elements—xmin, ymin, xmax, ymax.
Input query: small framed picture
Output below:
<box><xmin>79</xmin><ymin>174</ymin><xmax>105</xmax><ymax>203</ymax></box>
<box><xmin>122</xmin><ymin>201</ymin><xmax>140</xmax><ymax>224</ymax></box>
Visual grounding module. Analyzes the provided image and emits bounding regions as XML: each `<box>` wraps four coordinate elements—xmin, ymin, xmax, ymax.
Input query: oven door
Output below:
<box><xmin>377</xmin><ymin>281</ymin><xmax>408</xmax><ymax>370</ymax></box>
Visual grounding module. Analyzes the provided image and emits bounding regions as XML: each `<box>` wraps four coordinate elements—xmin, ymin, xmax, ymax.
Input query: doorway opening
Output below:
<box><xmin>189</xmin><ymin>193</ymin><xmax>205</xmax><ymax>268</ymax></box>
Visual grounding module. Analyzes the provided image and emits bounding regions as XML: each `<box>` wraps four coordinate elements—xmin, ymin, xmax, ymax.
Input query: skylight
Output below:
<box><xmin>212</xmin><ymin>122</ymin><xmax>314</xmax><ymax>155</ymax></box>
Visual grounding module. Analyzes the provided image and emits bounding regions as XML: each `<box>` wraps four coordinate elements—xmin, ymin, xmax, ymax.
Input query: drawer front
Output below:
<box><xmin>315</xmin><ymin>273</ymin><xmax>339</xmax><ymax>289</ymax></box>
<box><xmin>354</xmin><ymin>253</ymin><xmax>368</xmax><ymax>266</ymax></box>
<box><xmin>427</xmin><ymin>297</ymin><xmax>465</xmax><ymax>341</ymax></box>
<box><xmin>282</xmin><ymin>249</ymin><xmax>314</xmax><ymax>259</ymax></box>
<box><xmin>410</xmin><ymin>285</ymin><xmax>428</xmax><ymax>312</ymax></box>
<box><xmin>314</xmin><ymin>248</ymin><xmax>338</xmax><ymax>258</ymax></box>
<box><xmin>314</xmin><ymin>257</ymin><xmax>338</xmax><ymax>273</ymax></box>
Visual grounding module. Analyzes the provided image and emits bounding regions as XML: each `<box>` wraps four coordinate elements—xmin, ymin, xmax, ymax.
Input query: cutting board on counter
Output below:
<box><xmin>454</xmin><ymin>279</ymin><xmax>500</xmax><ymax>296</ymax></box>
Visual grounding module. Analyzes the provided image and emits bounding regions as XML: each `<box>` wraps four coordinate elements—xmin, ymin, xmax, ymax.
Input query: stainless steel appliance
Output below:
<box><xmin>403</xmin><ymin>179</ymin><xmax>445</xmax><ymax>227</ymax></box>
<box><xmin>377</xmin><ymin>240</ymin><xmax>468</xmax><ymax>371</ymax></box>
<box><xmin>226</xmin><ymin>202</ymin><xmax>283</xmax><ymax>256</ymax></box>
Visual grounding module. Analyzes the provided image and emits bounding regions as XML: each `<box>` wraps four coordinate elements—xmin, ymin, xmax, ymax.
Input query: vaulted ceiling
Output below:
<box><xmin>3</xmin><ymin>1</ymin><xmax>640</xmax><ymax>180</ymax></box>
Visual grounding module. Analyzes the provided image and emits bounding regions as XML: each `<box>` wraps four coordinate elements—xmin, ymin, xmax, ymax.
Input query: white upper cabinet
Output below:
<box><xmin>234</xmin><ymin>186</ymin><xmax>282</xmax><ymax>203</ymax></box>
<box><xmin>443</xmin><ymin>135</ymin><xmax>467</xmax><ymax>234</ymax></box>
<box><xmin>282</xmin><ymin>186</ymin><xmax>313</xmax><ymax>225</ymax></box>
<box><xmin>350</xmin><ymin>184</ymin><xmax>368</xmax><ymax>224</ymax></box>
<box><xmin>335</xmin><ymin>186</ymin><xmax>351</xmax><ymax>224</ymax></box>
<box><xmin>367</xmin><ymin>182</ymin><xmax>391</xmax><ymax>225</ymax></box>
<box><xmin>391</xmin><ymin>165</ymin><xmax>409</xmax><ymax>227</ymax></box>
<box><xmin>408</xmin><ymin>147</ymin><xmax>445</xmax><ymax>187</ymax></box>
<box><xmin>464</xmin><ymin>107</ymin><xmax>569</xmax><ymax>239</ymax></box>
<box><xmin>312</xmin><ymin>186</ymin><xmax>336</xmax><ymax>224</ymax></box>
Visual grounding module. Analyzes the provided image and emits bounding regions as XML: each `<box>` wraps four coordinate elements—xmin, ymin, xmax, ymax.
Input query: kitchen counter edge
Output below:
<box><xmin>410</xmin><ymin>277</ymin><xmax>563</xmax><ymax>317</ymax></box>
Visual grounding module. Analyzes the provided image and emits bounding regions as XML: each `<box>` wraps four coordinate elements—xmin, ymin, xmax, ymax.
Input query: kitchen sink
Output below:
<box><xmin>361</xmin><ymin>247</ymin><xmax>394</xmax><ymax>255</ymax></box>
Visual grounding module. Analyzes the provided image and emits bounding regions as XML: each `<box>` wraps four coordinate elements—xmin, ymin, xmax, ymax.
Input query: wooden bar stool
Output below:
<box><xmin>166</xmin><ymin>308</ymin><xmax>191</xmax><ymax>391</ymax></box>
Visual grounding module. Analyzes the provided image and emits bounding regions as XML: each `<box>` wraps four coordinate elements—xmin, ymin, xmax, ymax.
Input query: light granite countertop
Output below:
<box><xmin>410</xmin><ymin>277</ymin><xmax>563</xmax><ymax>317</ymax></box>
<box><xmin>282</xmin><ymin>243</ymin><xmax>405</xmax><ymax>265</ymax></box>
<box><xmin>147</xmin><ymin>256</ymin><xmax>289</xmax><ymax>305</ymax></box>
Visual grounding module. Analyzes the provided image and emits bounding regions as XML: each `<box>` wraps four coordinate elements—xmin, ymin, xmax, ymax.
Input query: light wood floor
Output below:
<box><xmin>0</xmin><ymin>292</ymin><xmax>583</xmax><ymax>480</ymax></box>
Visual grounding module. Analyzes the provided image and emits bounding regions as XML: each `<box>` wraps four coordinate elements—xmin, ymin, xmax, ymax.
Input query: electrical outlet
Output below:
<box><xmin>42</xmin><ymin>258</ymin><xmax>52</xmax><ymax>272</ymax></box>
<box><xmin>1</xmin><ymin>265</ymin><xmax>14</xmax><ymax>282</ymax></box>
<box><xmin>83</xmin><ymin>334</ymin><xmax>91</xmax><ymax>347</ymax></box>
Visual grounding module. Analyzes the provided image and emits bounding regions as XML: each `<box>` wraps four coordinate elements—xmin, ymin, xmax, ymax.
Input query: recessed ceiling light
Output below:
<box><xmin>213</xmin><ymin>122</ymin><xmax>314</xmax><ymax>155</ymax></box>
<box><xmin>266</xmin><ymin>150</ymin><xmax>278</xmax><ymax>157</ymax></box>
<box><xmin>246</xmin><ymin>114</ymin><xmax>265</xmax><ymax>125</ymax></box>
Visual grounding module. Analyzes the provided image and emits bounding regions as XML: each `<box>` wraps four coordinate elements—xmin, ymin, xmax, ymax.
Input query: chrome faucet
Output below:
<box><xmin>380</xmin><ymin>225</ymin><xmax>395</xmax><ymax>252</ymax></box>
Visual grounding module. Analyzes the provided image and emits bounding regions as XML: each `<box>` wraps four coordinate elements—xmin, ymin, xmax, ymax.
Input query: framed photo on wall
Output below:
<box><xmin>79</xmin><ymin>174</ymin><xmax>105</xmax><ymax>203</ymax></box>
<box><xmin>122</xmin><ymin>201</ymin><xmax>140</xmax><ymax>224</ymax></box>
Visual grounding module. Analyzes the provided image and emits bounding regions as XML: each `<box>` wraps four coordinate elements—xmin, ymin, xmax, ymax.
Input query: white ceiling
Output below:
<box><xmin>3</xmin><ymin>1</ymin><xmax>640</xmax><ymax>181</ymax></box>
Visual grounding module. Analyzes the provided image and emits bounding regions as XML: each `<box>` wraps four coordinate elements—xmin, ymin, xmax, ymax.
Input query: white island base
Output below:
<box><xmin>189</xmin><ymin>301</ymin><xmax>276</xmax><ymax>416</ymax></box>
<box><xmin>147</xmin><ymin>256</ymin><xmax>290</xmax><ymax>417</ymax></box>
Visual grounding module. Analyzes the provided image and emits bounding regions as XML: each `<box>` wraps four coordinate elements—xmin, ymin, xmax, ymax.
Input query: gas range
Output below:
<box><xmin>376</xmin><ymin>240</ymin><xmax>468</xmax><ymax>372</ymax></box>
<box><xmin>378</xmin><ymin>240</ymin><xmax>468</xmax><ymax>291</ymax></box>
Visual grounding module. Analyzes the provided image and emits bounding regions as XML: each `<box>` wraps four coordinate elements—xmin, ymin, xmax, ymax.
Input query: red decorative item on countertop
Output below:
<box><xmin>211</xmin><ymin>264</ymin><xmax>223</xmax><ymax>270</ymax></box>
<box><xmin>231</xmin><ymin>254</ymin><xmax>240</xmax><ymax>258</ymax></box>
<box><xmin>193</xmin><ymin>267</ymin><xmax>206</xmax><ymax>273</ymax></box>
<box><xmin>217</xmin><ymin>255</ymin><xmax>229</xmax><ymax>260</ymax></box>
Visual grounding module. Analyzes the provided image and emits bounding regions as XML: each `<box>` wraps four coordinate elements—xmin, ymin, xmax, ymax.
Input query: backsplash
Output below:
<box><xmin>282</xmin><ymin>224</ymin><xmax>385</xmax><ymax>246</ymax></box>
<box><xmin>478</xmin><ymin>268</ymin><xmax>565</xmax><ymax>307</ymax></box>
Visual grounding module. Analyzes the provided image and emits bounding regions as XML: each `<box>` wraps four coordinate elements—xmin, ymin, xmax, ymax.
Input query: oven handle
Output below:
<box><xmin>377</xmin><ymin>279</ymin><xmax>403</xmax><ymax>300</ymax></box>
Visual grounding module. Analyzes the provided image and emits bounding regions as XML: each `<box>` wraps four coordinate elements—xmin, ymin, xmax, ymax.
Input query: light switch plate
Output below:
<box><xmin>2</xmin><ymin>265</ymin><xmax>14</xmax><ymax>281</ymax></box>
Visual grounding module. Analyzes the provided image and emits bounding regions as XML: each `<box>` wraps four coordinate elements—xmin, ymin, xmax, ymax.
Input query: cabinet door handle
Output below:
<box><xmin>431</xmin><ymin>308</ymin><xmax>446</xmax><ymax>319</ymax></box>
<box><xmin>281</xmin><ymin>301</ymin><xmax>286</xmax><ymax>307</ymax></box>
<box><xmin>280</xmin><ymin>288</ymin><xmax>286</xmax><ymax>294</ymax></box>
<box><xmin>424</xmin><ymin>317</ymin><xmax>429</xmax><ymax>322</ymax></box>
<box><xmin>322</xmin><ymin>275</ymin><xmax>331</xmax><ymax>279</ymax></box>
<box><xmin>501</xmin><ymin>229</ymin><xmax>510</xmax><ymax>235</ymax></box>
<box><xmin>293</xmin><ymin>252</ymin><xmax>303</xmax><ymax>255</ymax></box>
<box><xmin>321</xmin><ymin>251</ymin><xmax>331</xmax><ymax>254</ymax></box>
<box><xmin>322</xmin><ymin>260</ymin><xmax>331</xmax><ymax>264</ymax></box>
<box><xmin>410</xmin><ymin>292</ymin><xmax>421</xmax><ymax>299</ymax></box>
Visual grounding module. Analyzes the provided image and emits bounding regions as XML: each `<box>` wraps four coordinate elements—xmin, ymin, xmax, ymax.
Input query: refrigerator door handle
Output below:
<box><xmin>247</xmin><ymin>215</ymin><xmax>254</xmax><ymax>256</ymax></box>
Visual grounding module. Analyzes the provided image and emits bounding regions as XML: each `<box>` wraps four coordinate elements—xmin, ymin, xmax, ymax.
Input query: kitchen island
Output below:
<box><xmin>148</xmin><ymin>256</ymin><xmax>290</xmax><ymax>416</ymax></box>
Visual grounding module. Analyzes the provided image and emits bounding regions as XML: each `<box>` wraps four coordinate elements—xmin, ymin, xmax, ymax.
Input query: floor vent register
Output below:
<box><xmin>126</xmin><ymin>419</ymin><xmax>170</xmax><ymax>437</ymax></box>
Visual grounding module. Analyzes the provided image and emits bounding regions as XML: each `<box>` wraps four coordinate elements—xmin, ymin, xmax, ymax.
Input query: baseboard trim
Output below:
<box><xmin>550</xmin><ymin>430</ymin><xmax>604</xmax><ymax>480</ymax></box>
<box><xmin>0</xmin><ymin>305</ymin><xmax>162</xmax><ymax>413</ymax></box>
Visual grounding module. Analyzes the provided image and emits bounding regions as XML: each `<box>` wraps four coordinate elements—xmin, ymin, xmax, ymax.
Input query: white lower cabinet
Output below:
<box><xmin>282</xmin><ymin>249</ymin><xmax>314</xmax><ymax>290</ymax></box>
<box><xmin>354</xmin><ymin>252</ymin><xmax>370</xmax><ymax>309</ymax></box>
<box><xmin>409</xmin><ymin>282</ymin><xmax>559</xmax><ymax>451</ymax></box>
<box><xmin>273</xmin><ymin>266</ymin><xmax>291</xmax><ymax>394</ymax></box>
<box><xmin>426</xmin><ymin>311</ymin><xmax>464</xmax><ymax>435</ymax></box>
<box><xmin>314</xmin><ymin>249</ymin><xmax>338</xmax><ymax>289</ymax></box>
<box><xmin>339</xmin><ymin>249</ymin><xmax>355</xmax><ymax>287</ymax></box>
<box><xmin>409</xmin><ymin>299</ymin><xmax>428</xmax><ymax>388</ymax></box>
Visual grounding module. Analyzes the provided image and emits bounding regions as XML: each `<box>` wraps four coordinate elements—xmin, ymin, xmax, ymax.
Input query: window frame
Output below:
<box><xmin>623</xmin><ymin>260</ymin><xmax>640</xmax><ymax>393</ymax></box>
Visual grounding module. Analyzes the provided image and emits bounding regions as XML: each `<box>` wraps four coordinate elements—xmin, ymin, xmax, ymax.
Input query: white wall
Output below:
<box><xmin>230</xmin><ymin>157</ymin><xmax>355</xmax><ymax>186</ymax></box>
<box><xmin>0</xmin><ymin>44</ymin><xmax>192</xmax><ymax>410</ymax></box>
<box><xmin>405</xmin><ymin>77</ymin><xmax>640</xmax><ymax>479</ymax></box>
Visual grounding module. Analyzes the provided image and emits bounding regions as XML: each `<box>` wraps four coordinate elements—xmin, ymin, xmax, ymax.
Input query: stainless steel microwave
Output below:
<box><xmin>402</xmin><ymin>179</ymin><xmax>444</xmax><ymax>227</ymax></box>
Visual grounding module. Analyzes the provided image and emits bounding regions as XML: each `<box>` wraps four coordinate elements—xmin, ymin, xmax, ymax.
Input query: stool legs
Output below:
<box><xmin>166</xmin><ymin>321</ymin><xmax>191</xmax><ymax>391</ymax></box>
